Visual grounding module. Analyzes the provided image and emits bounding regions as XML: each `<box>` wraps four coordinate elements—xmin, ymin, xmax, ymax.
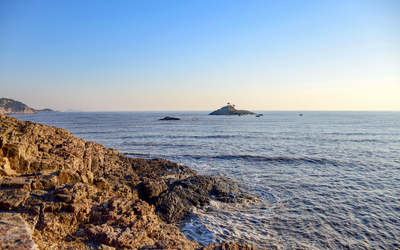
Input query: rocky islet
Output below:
<box><xmin>158</xmin><ymin>116</ymin><xmax>181</xmax><ymax>121</ymax></box>
<box><xmin>0</xmin><ymin>114</ymin><xmax>259</xmax><ymax>249</ymax></box>
<box><xmin>209</xmin><ymin>105</ymin><xmax>255</xmax><ymax>116</ymax></box>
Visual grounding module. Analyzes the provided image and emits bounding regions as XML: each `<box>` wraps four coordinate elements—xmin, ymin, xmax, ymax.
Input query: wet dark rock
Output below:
<box><xmin>154</xmin><ymin>175</ymin><xmax>261</xmax><ymax>224</ymax></box>
<box><xmin>142</xmin><ymin>178</ymin><xmax>168</xmax><ymax>201</ymax></box>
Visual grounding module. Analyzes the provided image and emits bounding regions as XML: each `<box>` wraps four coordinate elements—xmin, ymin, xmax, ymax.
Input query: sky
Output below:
<box><xmin>0</xmin><ymin>0</ymin><xmax>399</xmax><ymax>111</ymax></box>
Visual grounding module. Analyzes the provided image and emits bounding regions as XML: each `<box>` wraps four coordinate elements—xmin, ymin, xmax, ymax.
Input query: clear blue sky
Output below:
<box><xmin>1</xmin><ymin>0</ymin><xmax>399</xmax><ymax>111</ymax></box>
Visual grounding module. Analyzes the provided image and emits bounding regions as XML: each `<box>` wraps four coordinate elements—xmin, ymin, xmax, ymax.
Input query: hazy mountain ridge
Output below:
<box><xmin>0</xmin><ymin>98</ymin><xmax>59</xmax><ymax>114</ymax></box>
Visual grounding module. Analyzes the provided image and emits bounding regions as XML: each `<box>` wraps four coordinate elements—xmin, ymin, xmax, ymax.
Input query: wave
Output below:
<box><xmin>121</xmin><ymin>135</ymin><xmax>242</xmax><ymax>140</ymax></box>
<box><xmin>123</xmin><ymin>153</ymin><xmax>154</xmax><ymax>158</ymax></box>
<box><xmin>73</xmin><ymin>131</ymin><xmax>111</xmax><ymax>135</ymax></box>
<box><xmin>123</xmin><ymin>153</ymin><xmax>345</xmax><ymax>167</ymax></box>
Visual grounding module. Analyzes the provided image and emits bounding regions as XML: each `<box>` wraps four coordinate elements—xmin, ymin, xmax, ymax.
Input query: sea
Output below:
<box><xmin>12</xmin><ymin>111</ymin><xmax>400</xmax><ymax>249</ymax></box>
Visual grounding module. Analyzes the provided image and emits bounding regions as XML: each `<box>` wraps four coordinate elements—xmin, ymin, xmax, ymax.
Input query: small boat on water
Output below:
<box><xmin>256</xmin><ymin>114</ymin><xmax>263</xmax><ymax>117</ymax></box>
<box><xmin>300</xmin><ymin>114</ymin><xmax>303</xmax><ymax>116</ymax></box>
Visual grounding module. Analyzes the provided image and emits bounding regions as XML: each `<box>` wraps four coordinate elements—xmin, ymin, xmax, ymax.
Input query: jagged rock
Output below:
<box><xmin>94</xmin><ymin>177</ymin><xmax>111</xmax><ymax>191</ymax></box>
<box><xmin>0</xmin><ymin>189</ymin><xmax>30</xmax><ymax>210</ymax></box>
<box><xmin>86</xmin><ymin>198</ymin><xmax>200</xmax><ymax>249</ymax></box>
<box><xmin>0</xmin><ymin>157</ymin><xmax>16</xmax><ymax>176</ymax></box>
<box><xmin>58</xmin><ymin>169</ymin><xmax>81</xmax><ymax>184</ymax></box>
<box><xmin>0</xmin><ymin>213</ymin><xmax>39</xmax><ymax>250</ymax></box>
<box><xmin>112</xmin><ymin>184</ymin><xmax>133</xmax><ymax>198</ymax></box>
<box><xmin>98</xmin><ymin>244</ymin><xmax>116</xmax><ymax>250</ymax></box>
<box><xmin>143</xmin><ymin>178</ymin><xmax>168</xmax><ymax>200</ymax></box>
<box><xmin>55</xmin><ymin>183</ymin><xmax>96</xmax><ymax>203</ymax></box>
<box><xmin>0</xmin><ymin>176</ymin><xmax>34</xmax><ymax>190</ymax></box>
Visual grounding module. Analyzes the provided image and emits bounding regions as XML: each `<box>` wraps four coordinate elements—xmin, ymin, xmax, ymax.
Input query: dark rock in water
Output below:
<box><xmin>154</xmin><ymin>175</ymin><xmax>261</xmax><ymax>224</ymax></box>
<box><xmin>0</xmin><ymin>114</ymin><xmax>259</xmax><ymax>249</ymax></box>
<box><xmin>209</xmin><ymin>105</ymin><xmax>255</xmax><ymax>116</ymax></box>
<box><xmin>159</xmin><ymin>116</ymin><xmax>181</xmax><ymax>121</ymax></box>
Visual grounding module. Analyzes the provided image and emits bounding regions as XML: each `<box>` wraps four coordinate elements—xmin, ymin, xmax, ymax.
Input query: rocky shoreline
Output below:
<box><xmin>0</xmin><ymin>114</ymin><xmax>260</xmax><ymax>249</ymax></box>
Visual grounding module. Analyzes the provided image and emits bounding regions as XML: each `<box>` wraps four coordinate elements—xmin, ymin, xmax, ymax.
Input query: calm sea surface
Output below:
<box><xmin>12</xmin><ymin>111</ymin><xmax>400</xmax><ymax>249</ymax></box>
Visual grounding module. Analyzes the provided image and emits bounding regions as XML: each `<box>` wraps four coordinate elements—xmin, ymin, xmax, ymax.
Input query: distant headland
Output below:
<box><xmin>209</xmin><ymin>103</ymin><xmax>256</xmax><ymax>116</ymax></box>
<box><xmin>0</xmin><ymin>98</ymin><xmax>59</xmax><ymax>115</ymax></box>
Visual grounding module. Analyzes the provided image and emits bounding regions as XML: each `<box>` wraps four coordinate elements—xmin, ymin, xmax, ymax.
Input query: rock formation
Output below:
<box><xmin>158</xmin><ymin>116</ymin><xmax>180</xmax><ymax>121</ymax></box>
<box><xmin>0</xmin><ymin>98</ymin><xmax>59</xmax><ymax>115</ymax></box>
<box><xmin>0</xmin><ymin>114</ymin><xmax>259</xmax><ymax>249</ymax></box>
<box><xmin>209</xmin><ymin>105</ymin><xmax>255</xmax><ymax>116</ymax></box>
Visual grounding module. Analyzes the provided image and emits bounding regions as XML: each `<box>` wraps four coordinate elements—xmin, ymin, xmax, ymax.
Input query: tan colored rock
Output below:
<box><xmin>94</xmin><ymin>177</ymin><xmax>111</xmax><ymax>191</ymax></box>
<box><xmin>113</xmin><ymin>184</ymin><xmax>133</xmax><ymax>198</ymax></box>
<box><xmin>0</xmin><ymin>157</ymin><xmax>16</xmax><ymax>176</ymax></box>
<box><xmin>79</xmin><ymin>170</ymin><xmax>94</xmax><ymax>184</ymax></box>
<box><xmin>55</xmin><ymin>183</ymin><xmax>95</xmax><ymax>204</ymax></box>
<box><xmin>58</xmin><ymin>169</ymin><xmax>81</xmax><ymax>184</ymax></box>
<box><xmin>98</xmin><ymin>244</ymin><xmax>116</xmax><ymax>250</ymax></box>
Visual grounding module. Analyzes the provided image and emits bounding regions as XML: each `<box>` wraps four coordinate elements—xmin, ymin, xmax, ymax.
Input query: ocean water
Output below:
<box><xmin>12</xmin><ymin>111</ymin><xmax>400</xmax><ymax>249</ymax></box>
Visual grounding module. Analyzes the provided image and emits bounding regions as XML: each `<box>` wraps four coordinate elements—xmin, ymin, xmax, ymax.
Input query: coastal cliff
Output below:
<box><xmin>209</xmin><ymin>105</ymin><xmax>255</xmax><ymax>116</ymax></box>
<box><xmin>0</xmin><ymin>98</ymin><xmax>37</xmax><ymax>114</ymax></box>
<box><xmin>0</xmin><ymin>114</ymin><xmax>257</xmax><ymax>249</ymax></box>
<box><xmin>0</xmin><ymin>98</ymin><xmax>58</xmax><ymax>115</ymax></box>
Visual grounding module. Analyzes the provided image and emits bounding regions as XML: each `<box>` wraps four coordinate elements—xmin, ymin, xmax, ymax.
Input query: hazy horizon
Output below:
<box><xmin>1</xmin><ymin>0</ymin><xmax>399</xmax><ymax>111</ymax></box>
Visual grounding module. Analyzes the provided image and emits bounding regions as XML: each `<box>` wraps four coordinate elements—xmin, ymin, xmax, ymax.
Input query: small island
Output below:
<box><xmin>159</xmin><ymin>116</ymin><xmax>180</xmax><ymax>121</ymax></box>
<box><xmin>209</xmin><ymin>103</ymin><xmax>256</xmax><ymax>116</ymax></box>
